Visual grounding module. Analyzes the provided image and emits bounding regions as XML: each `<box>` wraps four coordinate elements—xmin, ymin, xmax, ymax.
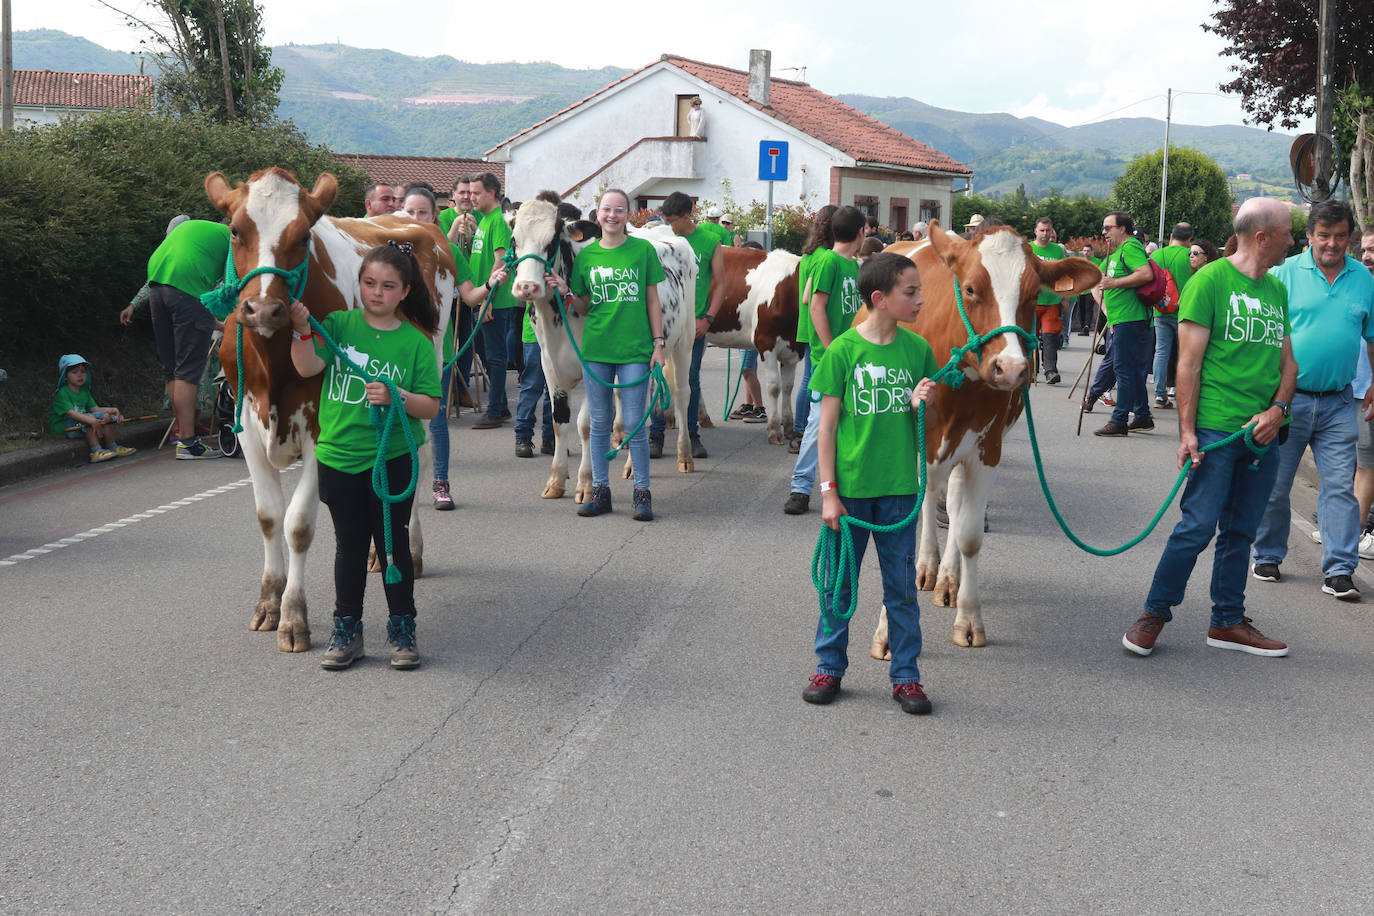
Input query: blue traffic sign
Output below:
<box><xmin>758</xmin><ymin>140</ymin><xmax>789</xmax><ymax>182</ymax></box>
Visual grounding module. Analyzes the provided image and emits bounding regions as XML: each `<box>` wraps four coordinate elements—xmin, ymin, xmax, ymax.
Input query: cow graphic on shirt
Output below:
<box><xmin>1224</xmin><ymin>291</ymin><xmax>1284</xmax><ymax>348</ymax></box>
<box><xmin>588</xmin><ymin>265</ymin><xmax>642</xmax><ymax>306</ymax></box>
<box><xmin>328</xmin><ymin>344</ymin><xmax>404</xmax><ymax>405</ymax></box>
<box><xmin>850</xmin><ymin>361</ymin><xmax>915</xmax><ymax>416</ymax></box>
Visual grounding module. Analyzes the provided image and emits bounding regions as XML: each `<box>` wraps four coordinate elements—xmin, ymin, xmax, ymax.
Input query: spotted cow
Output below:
<box><xmin>205</xmin><ymin>168</ymin><xmax>455</xmax><ymax>652</ymax></box>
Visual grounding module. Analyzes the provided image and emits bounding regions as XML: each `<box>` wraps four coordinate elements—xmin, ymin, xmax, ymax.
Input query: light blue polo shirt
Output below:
<box><xmin>1271</xmin><ymin>250</ymin><xmax>1374</xmax><ymax>392</ymax></box>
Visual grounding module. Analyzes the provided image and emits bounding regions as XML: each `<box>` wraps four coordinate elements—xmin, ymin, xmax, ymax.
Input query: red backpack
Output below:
<box><xmin>1152</xmin><ymin>265</ymin><xmax>1181</xmax><ymax>314</ymax></box>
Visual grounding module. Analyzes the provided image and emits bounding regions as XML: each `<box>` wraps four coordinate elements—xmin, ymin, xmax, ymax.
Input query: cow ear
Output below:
<box><xmin>926</xmin><ymin>219</ymin><xmax>967</xmax><ymax>270</ymax></box>
<box><xmin>1039</xmin><ymin>255</ymin><xmax>1102</xmax><ymax>297</ymax></box>
<box><xmin>205</xmin><ymin>172</ymin><xmax>234</xmax><ymax>214</ymax></box>
<box><xmin>306</xmin><ymin>173</ymin><xmax>338</xmax><ymax>217</ymax></box>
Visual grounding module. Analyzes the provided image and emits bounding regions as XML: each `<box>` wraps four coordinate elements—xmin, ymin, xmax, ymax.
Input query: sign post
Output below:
<box><xmin>757</xmin><ymin>140</ymin><xmax>789</xmax><ymax>250</ymax></box>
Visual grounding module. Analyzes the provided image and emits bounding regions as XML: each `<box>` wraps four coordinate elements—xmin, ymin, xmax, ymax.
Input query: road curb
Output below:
<box><xmin>0</xmin><ymin>419</ymin><xmax>172</xmax><ymax>488</ymax></box>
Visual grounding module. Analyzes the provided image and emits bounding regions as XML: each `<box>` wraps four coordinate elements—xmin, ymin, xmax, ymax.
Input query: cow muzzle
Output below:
<box><xmin>512</xmin><ymin>279</ymin><xmax>545</xmax><ymax>302</ymax></box>
<box><xmin>239</xmin><ymin>295</ymin><xmax>288</xmax><ymax>332</ymax></box>
<box><xmin>985</xmin><ymin>352</ymin><xmax>1028</xmax><ymax>389</ymax></box>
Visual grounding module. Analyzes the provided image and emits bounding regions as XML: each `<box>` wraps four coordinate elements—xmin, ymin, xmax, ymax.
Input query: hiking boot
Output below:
<box><xmin>1046</xmin><ymin>372</ymin><xmax>1061</xmax><ymax>385</ymax></box>
<box><xmin>787</xmin><ymin>436</ymin><xmax>801</xmax><ymax>454</ymax></box>
<box><xmin>632</xmin><ymin>487</ymin><xmax>654</xmax><ymax>521</ymax></box>
<box><xmin>1127</xmin><ymin>416</ymin><xmax>1155</xmax><ymax>431</ymax></box>
<box><xmin>471</xmin><ymin>413</ymin><xmax>504</xmax><ymax>429</ymax></box>
<box><xmin>541</xmin><ymin>436</ymin><xmax>556</xmax><ymax>456</ymax></box>
<box><xmin>743</xmin><ymin>406</ymin><xmax>768</xmax><ymax>424</ymax></box>
<box><xmin>1206</xmin><ymin>617</ymin><xmax>1289</xmax><ymax>657</ymax></box>
<box><xmin>577</xmin><ymin>485</ymin><xmax>612</xmax><ymax>517</ymax></box>
<box><xmin>90</xmin><ymin>448</ymin><xmax>117</xmax><ymax>463</ymax></box>
<box><xmin>892</xmin><ymin>682</ymin><xmax>932</xmax><ymax>715</ymax></box>
<box><xmin>648</xmin><ymin>434</ymin><xmax>664</xmax><ymax>459</ymax></box>
<box><xmin>783</xmin><ymin>492</ymin><xmax>810</xmax><ymax>515</ymax></box>
<box><xmin>1093</xmin><ymin>421</ymin><xmax>1128</xmax><ymax>437</ymax></box>
<box><xmin>802</xmin><ymin>673</ymin><xmax>841</xmax><ymax>705</ymax></box>
<box><xmin>514</xmin><ymin>437</ymin><xmax>535</xmax><ymax>458</ymax></box>
<box><xmin>320</xmin><ymin>616</ymin><xmax>364</xmax><ymax>670</ymax></box>
<box><xmin>1123</xmin><ymin>611</ymin><xmax>1167</xmax><ymax>656</ymax></box>
<box><xmin>1322</xmin><ymin>574</ymin><xmax>1360</xmax><ymax>600</ymax></box>
<box><xmin>175</xmin><ymin>438</ymin><xmax>223</xmax><ymax>459</ymax></box>
<box><xmin>690</xmin><ymin>434</ymin><xmax>708</xmax><ymax>459</ymax></box>
<box><xmin>1251</xmin><ymin>562</ymin><xmax>1281</xmax><ymax>583</ymax></box>
<box><xmin>432</xmin><ymin>479</ymin><xmax>455</xmax><ymax>511</ymax></box>
<box><xmin>1082</xmin><ymin>398</ymin><xmax>1096</xmax><ymax>414</ymax></box>
<box><xmin>111</xmin><ymin>444</ymin><xmax>137</xmax><ymax>457</ymax></box>
<box><xmin>386</xmin><ymin>613</ymin><xmax>420</xmax><ymax>669</ymax></box>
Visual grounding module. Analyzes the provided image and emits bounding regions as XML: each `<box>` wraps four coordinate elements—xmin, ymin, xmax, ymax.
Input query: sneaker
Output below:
<box><xmin>432</xmin><ymin>479</ymin><xmax>454</xmax><ymax>511</ymax></box>
<box><xmin>1167</xmin><ymin>386</ymin><xmax>1176</xmax><ymax>397</ymax></box>
<box><xmin>1101</xmin><ymin>395</ymin><xmax>1116</xmax><ymax>407</ymax></box>
<box><xmin>802</xmin><ymin>673</ymin><xmax>841</xmax><ymax>705</ymax></box>
<box><xmin>1310</xmin><ymin>528</ymin><xmax>1322</xmax><ymax>544</ymax></box>
<box><xmin>1127</xmin><ymin>416</ymin><xmax>1155</xmax><ymax>431</ymax></box>
<box><xmin>1093</xmin><ymin>421</ymin><xmax>1129</xmax><ymax>437</ymax></box>
<box><xmin>541</xmin><ymin>436</ymin><xmax>556</xmax><ymax>456</ymax></box>
<box><xmin>690</xmin><ymin>434</ymin><xmax>708</xmax><ymax>459</ymax></box>
<box><xmin>175</xmin><ymin>439</ymin><xmax>222</xmax><ymax>460</ymax></box>
<box><xmin>471</xmin><ymin>413</ymin><xmax>504</xmax><ymax>429</ymax></box>
<box><xmin>1045</xmin><ymin>372</ymin><xmax>1061</xmax><ymax>385</ymax></box>
<box><xmin>1154</xmin><ymin>396</ymin><xmax>1173</xmax><ymax>409</ymax></box>
<box><xmin>577</xmin><ymin>484</ymin><xmax>612</xmax><ymax>517</ymax></box>
<box><xmin>1251</xmin><ymin>562</ymin><xmax>1281</xmax><ymax>583</ymax></box>
<box><xmin>1122</xmin><ymin>611</ymin><xmax>1167</xmax><ymax>656</ymax></box>
<box><xmin>386</xmin><ymin>613</ymin><xmax>420</xmax><ymax>669</ymax></box>
<box><xmin>632</xmin><ymin>487</ymin><xmax>653</xmax><ymax>521</ymax></box>
<box><xmin>1206</xmin><ymin>617</ymin><xmax>1289</xmax><ymax>657</ymax></box>
<box><xmin>742</xmin><ymin>406</ymin><xmax>768</xmax><ymax>424</ymax></box>
<box><xmin>648</xmin><ymin>434</ymin><xmax>664</xmax><ymax>459</ymax></box>
<box><xmin>515</xmin><ymin>437</ymin><xmax>534</xmax><ymax>458</ymax></box>
<box><xmin>90</xmin><ymin>448</ymin><xmax>116</xmax><ymax>463</ymax></box>
<box><xmin>728</xmin><ymin>403</ymin><xmax>750</xmax><ymax>420</ymax></box>
<box><xmin>783</xmin><ymin>492</ymin><xmax>810</xmax><ymax>515</ymax></box>
<box><xmin>1359</xmin><ymin>531</ymin><xmax>1374</xmax><ymax>560</ymax></box>
<box><xmin>892</xmin><ymin>682</ymin><xmax>932</xmax><ymax>715</ymax></box>
<box><xmin>1322</xmin><ymin>574</ymin><xmax>1360</xmax><ymax>600</ymax></box>
<box><xmin>111</xmin><ymin>444</ymin><xmax>137</xmax><ymax>457</ymax></box>
<box><xmin>320</xmin><ymin>616</ymin><xmax>364</xmax><ymax>669</ymax></box>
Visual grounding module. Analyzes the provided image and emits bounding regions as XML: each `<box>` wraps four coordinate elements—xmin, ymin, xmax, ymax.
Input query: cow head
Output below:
<box><xmin>205</xmin><ymin>168</ymin><xmax>337</xmax><ymax>335</ymax></box>
<box><xmin>508</xmin><ymin>202</ymin><xmax>601</xmax><ymax>303</ymax></box>
<box><xmin>927</xmin><ymin>221</ymin><xmax>1099</xmax><ymax>389</ymax></box>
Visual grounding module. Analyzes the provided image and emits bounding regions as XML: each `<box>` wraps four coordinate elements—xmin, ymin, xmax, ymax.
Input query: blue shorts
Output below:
<box><xmin>740</xmin><ymin>349</ymin><xmax>758</xmax><ymax>371</ymax></box>
<box><xmin>66</xmin><ymin>409</ymin><xmax>110</xmax><ymax>438</ymax></box>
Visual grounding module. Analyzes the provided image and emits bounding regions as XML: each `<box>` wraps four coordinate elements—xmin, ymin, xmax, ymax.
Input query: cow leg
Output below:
<box><xmin>409</xmin><ymin>439</ymin><xmax>431</xmax><ymax>578</ymax></box>
<box><xmin>574</xmin><ymin>397</ymin><xmax>594</xmax><ymax>503</ymax></box>
<box><xmin>950</xmin><ymin>462</ymin><xmax>993</xmax><ymax>648</ymax></box>
<box><xmin>277</xmin><ymin>438</ymin><xmax>318</xmax><ymax>653</ymax></box>
<box><xmin>933</xmin><ymin>464</ymin><xmax>965</xmax><ymax>608</ymax></box>
<box><xmin>668</xmin><ymin>348</ymin><xmax>694</xmax><ymax>473</ymax></box>
<box><xmin>775</xmin><ymin>347</ymin><xmax>799</xmax><ymax>445</ymax></box>
<box><xmin>543</xmin><ymin>391</ymin><xmax>571</xmax><ymax>499</ymax></box>
<box><xmin>870</xmin><ymin>604</ymin><xmax>892</xmax><ymax>661</ymax></box>
<box><xmin>917</xmin><ymin>462</ymin><xmax>952</xmax><ymax>591</ymax></box>
<box><xmin>612</xmin><ymin>390</ymin><xmax>626</xmax><ymax>449</ymax></box>
<box><xmin>760</xmin><ymin>349</ymin><xmax>785</xmax><ymax>445</ymax></box>
<box><xmin>698</xmin><ymin>402</ymin><xmax>714</xmax><ymax>429</ymax></box>
<box><xmin>240</xmin><ymin>413</ymin><xmax>287</xmax><ymax>634</ymax></box>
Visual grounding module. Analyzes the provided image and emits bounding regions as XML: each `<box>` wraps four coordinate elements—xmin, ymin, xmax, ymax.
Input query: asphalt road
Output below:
<box><xmin>2</xmin><ymin>344</ymin><xmax>1370</xmax><ymax>915</ymax></box>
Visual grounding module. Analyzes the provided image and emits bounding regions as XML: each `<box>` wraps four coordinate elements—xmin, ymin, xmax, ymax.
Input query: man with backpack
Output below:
<box><xmin>1149</xmin><ymin>223</ymin><xmax>1195</xmax><ymax>409</ymax></box>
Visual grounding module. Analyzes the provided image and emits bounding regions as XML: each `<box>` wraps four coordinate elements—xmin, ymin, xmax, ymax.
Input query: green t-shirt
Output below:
<box><xmin>314</xmin><ymin>309</ymin><xmax>441</xmax><ymax>474</ymax></box>
<box><xmin>1103</xmin><ymin>238</ymin><xmax>1150</xmax><ymax>326</ymax></box>
<box><xmin>809</xmin><ymin>327</ymin><xmax>939</xmax><ymax>498</ymax></box>
<box><xmin>796</xmin><ymin>248</ymin><xmax>821</xmax><ymax>346</ymax></box>
<box><xmin>700</xmin><ymin>221</ymin><xmax>732</xmax><ymax>248</ymax></box>
<box><xmin>1029</xmin><ymin>241</ymin><xmax>1067</xmax><ymax>306</ymax></box>
<box><xmin>49</xmin><ymin>386</ymin><xmax>96</xmax><ymax>435</ymax></box>
<box><xmin>147</xmin><ymin>220</ymin><xmax>232</xmax><ymax>296</ymax></box>
<box><xmin>470</xmin><ymin>207</ymin><xmax>517</xmax><ymax>311</ymax></box>
<box><xmin>569</xmin><ymin>236</ymin><xmax>666</xmax><ymax>364</ymax></box>
<box><xmin>808</xmin><ymin>248</ymin><xmax>862</xmax><ymax>362</ymax></box>
<box><xmin>682</xmin><ymin>224</ymin><xmax>719</xmax><ymax>317</ymax></box>
<box><xmin>1179</xmin><ymin>258</ymin><xmax>1289</xmax><ymax>434</ymax></box>
<box><xmin>521</xmin><ymin>305</ymin><xmax>537</xmax><ymax>344</ymax></box>
<box><xmin>1150</xmin><ymin>243</ymin><xmax>1193</xmax><ymax>295</ymax></box>
<box><xmin>441</xmin><ymin>248</ymin><xmax>474</xmax><ymax>364</ymax></box>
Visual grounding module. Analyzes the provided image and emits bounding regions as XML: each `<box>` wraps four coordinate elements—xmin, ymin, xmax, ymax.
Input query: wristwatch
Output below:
<box><xmin>1270</xmin><ymin>400</ymin><xmax>1290</xmax><ymax>418</ymax></box>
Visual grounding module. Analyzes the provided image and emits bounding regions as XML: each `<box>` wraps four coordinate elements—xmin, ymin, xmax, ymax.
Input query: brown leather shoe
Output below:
<box><xmin>1093</xmin><ymin>421</ymin><xmax>1129</xmax><ymax>437</ymax></box>
<box><xmin>1206</xmin><ymin>617</ymin><xmax>1289</xmax><ymax>657</ymax></box>
<box><xmin>1127</xmin><ymin>416</ymin><xmax>1155</xmax><ymax>431</ymax></box>
<box><xmin>471</xmin><ymin>413</ymin><xmax>504</xmax><ymax>429</ymax></box>
<box><xmin>1123</xmin><ymin>611</ymin><xmax>1167</xmax><ymax>656</ymax></box>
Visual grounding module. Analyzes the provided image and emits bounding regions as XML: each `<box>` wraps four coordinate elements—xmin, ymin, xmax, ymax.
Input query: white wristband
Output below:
<box><xmin>820</xmin><ymin>480</ymin><xmax>836</xmax><ymax>493</ymax></box>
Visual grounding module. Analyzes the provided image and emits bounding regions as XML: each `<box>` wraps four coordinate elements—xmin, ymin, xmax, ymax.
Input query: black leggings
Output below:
<box><xmin>318</xmin><ymin>455</ymin><xmax>417</xmax><ymax>619</ymax></box>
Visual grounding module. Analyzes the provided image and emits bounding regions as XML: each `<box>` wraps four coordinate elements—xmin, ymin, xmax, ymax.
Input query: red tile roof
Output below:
<box><xmin>332</xmin><ymin>153</ymin><xmax>505</xmax><ymax>195</ymax></box>
<box><xmin>15</xmin><ymin>70</ymin><xmax>153</xmax><ymax>110</ymax></box>
<box><xmin>487</xmin><ymin>54</ymin><xmax>969</xmax><ymax>176</ymax></box>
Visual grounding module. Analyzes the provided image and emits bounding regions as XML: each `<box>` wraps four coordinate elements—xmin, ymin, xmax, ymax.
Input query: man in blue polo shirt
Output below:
<box><xmin>1252</xmin><ymin>200</ymin><xmax>1374</xmax><ymax>600</ymax></box>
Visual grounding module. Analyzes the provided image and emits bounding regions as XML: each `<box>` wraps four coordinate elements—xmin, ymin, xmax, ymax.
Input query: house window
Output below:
<box><xmin>889</xmin><ymin>197</ymin><xmax>909</xmax><ymax>234</ymax></box>
<box><xmin>854</xmin><ymin>195</ymin><xmax>879</xmax><ymax>220</ymax></box>
<box><xmin>675</xmin><ymin>95</ymin><xmax>699</xmax><ymax>137</ymax></box>
<box><xmin>920</xmin><ymin>199</ymin><xmax>941</xmax><ymax>223</ymax></box>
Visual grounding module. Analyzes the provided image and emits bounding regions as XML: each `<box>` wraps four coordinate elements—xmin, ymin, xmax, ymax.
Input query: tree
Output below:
<box><xmin>1203</xmin><ymin>0</ymin><xmax>1374</xmax><ymax>131</ymax></box>
<box><xmin>101</xmin><ymin>0</ymin><xmax>282</xmax><ymax>123</ymax></box>
<box><xmin>1112</xmin><ymin>147</ymin><xmax>1234</xmax><ymax>245</ymax></box>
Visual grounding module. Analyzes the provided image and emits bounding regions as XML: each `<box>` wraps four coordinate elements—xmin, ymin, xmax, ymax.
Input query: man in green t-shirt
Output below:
<box><xmin>1149</xmin><ymin>222</ymin><xmax>1196</xmax><ymax>408</ymax></box>
<box><xmin>468</xmin><ymin>172</ymin><xmax>520</xmax><ymax>428</ymax></box>
<box><xmin>1030</xmin><ymin>217</ymin><xmax>1068</xmax><ymax>384</ymax></box>
<box><xmin>1093</xmin><ymin>212</ymin><xmax>1156</xmax><ymax>437</ymax></box>
<box><xmin>1122</xmin><ymin>197</ymin><xmax>1297</xmax><ymax>659</ymax></box>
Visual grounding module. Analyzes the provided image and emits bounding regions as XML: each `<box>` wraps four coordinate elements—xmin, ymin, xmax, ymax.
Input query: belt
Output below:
<box><xmin>1295</xmin><ymin>387</ymin><xmax>1346</xmax><ymax>397</ymax></box>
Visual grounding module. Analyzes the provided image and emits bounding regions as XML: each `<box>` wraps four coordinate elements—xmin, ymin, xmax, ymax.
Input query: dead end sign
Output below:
<box><xmin>758</xmin><ymin>140</ymin><xmax>789</xmax><ymax>182</ymax></box>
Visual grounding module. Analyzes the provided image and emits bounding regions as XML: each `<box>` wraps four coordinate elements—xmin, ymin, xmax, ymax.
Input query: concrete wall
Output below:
<box><xmin>837</xmin><ymin>170</ymin><xmax>954</xmax><ymax>231</ymax></box>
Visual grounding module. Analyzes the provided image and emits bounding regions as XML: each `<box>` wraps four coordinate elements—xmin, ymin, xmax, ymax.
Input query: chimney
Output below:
<box><xmin>748</xmin><ymin>49</ymin><xmax>771</xmax><ymax>107</ymax></box>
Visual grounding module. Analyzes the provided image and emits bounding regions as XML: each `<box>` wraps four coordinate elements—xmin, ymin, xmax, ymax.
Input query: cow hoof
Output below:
<box><xmin>622</xmin><ymin>460</ymin><xmax>634</xmax><ymax>480</ymax></box>
<box><xmin>277</xmin><ymin>620</ymin><xmax>310</xmax><ymax>653</ymax></box>
<box><xmin>250</xmin><ymin>604</ymin><xmax>280</xmax><ymax>632</ymax></box>
<box><xmin>699</xmin><ymin>413</ymin><xmax>715</xmax><ymax>429</ymax></box>
<box><xmin>971</xmin><ymin>627</ymin><xmax>987</xmax><ymax>648</ymax></box>
<box><xmin>952</xmin><ymin>624</ymin><xmax>987</xmax><ymax>648</ymax></box>
<box><xmin>665</xmin><ymin>415</ymin><xmax>677</xmax><ymax>430</ymax></box>
<box><xmin>542</xmin><ymin>482</ymin><xmax>565</xmax><ymax>499</ymax></box>
<box><xmin>367</xmin><ymin>547</ymin><xmax>382</xmax><ymax>574</ymax></box>
<box><xmin>678</xmin><ymin>457</ymin><xmax>694</xmax><ymax>473</ymax></box>
<box><xmin>869</xmin><ymin>640</ymin><xmax>891</xmax><ymax>661</ymax></box>
<box><xmin>574</xmin><ymin>484</ymin><xmax>591</xmax><ymax>504</ymax></box>
<box><xmin>768</xmin><ymin>430</ymin><xmax>784</xmax><ymax>445</ymax></box>
<box><xmin>933</xmin><ymin>577</ymin><xmax>958</xmax><ymax>607</ymax></box>
<box><xmin>916</xmin><ymin>565</ymin><xmax>938</xmax><ymax>590</ymax></box>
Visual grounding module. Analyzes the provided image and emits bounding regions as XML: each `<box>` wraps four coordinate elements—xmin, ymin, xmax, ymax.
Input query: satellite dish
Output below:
<box><xmin>1290</xmin><ymin>133</ymin><xmax>1342</xmax><ymax>202</ymax></box>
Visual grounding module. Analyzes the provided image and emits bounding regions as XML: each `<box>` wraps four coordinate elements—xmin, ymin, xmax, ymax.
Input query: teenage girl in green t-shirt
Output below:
<box><xmin>288</xmin><ymin>243</ymin><xmax>442</xmax><ymax>671</ymax></box>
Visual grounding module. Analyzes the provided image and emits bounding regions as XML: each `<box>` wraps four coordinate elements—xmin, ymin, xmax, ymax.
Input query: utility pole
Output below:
<box><xmin>2</xmin><ymin>0</ymin><xmax>14</xmax><ymax>131</ymax></box>
<box><xmin>1158</xmin><ymin>88</ymin><xmax>1172</xmax><ymax>244</ymax></box>
<box><xmin>1313</xmin><ymin>0</ymin><xmax>1337</xmax><ymax>200</ymax></box>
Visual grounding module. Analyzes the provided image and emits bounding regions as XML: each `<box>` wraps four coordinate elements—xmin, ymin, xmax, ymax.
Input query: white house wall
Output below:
<box><xmin>839</xmin><ymin>173</ymin><xmax>953</xmax><ymax>229</ymax></box>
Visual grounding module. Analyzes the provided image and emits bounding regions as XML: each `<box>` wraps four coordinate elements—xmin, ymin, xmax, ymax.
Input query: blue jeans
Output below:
<box><xmin>1152</xmin><ymin>314</ymin><xmax>1177</xmax><ymax>400</ymax></box>
<box><xmin>587</xmin><ymin>361</ymin><xmax>650</xmax><ymax>490</ymax></box>
<box><xmin>1089</xmin><ymin>329</ymin><xmax>1115</xmax><ymax>401</ymax></box>
<box><xmin>741</xmin><ymin>348</ymin><xmax>758</xmax><ymax>371</ymax></box>
<box><xmin>651</xmin><ymin>335</ymin><xmax>706</xmax><ymax>438</ymax></box>
<box><xmin>1253</xmin><ymin>386</ymin><xmax>1360</xmax><ymax>576</ymax></box>
<box><xmin>1145</xmin><ymin>427</ymin><xmax>1281</xmax><ymax>628</ymax></box>
<box><xmin>514</xmin><ymin>341</ymin><xmax>554</xmax><ymax>441</ymax></box>
<box><xmin>429</xmin><ymin>365</ymin><xmax>452</xmax><ymax>481</ymax></box>
<box><xmin>480</xmin><ymin>308</ymin><xmax>518</xmax><ymax>416</ymax></box>
<box><xmin>790</xmin><ymin>390</ymin><xmax>822</xmax><ymax>494</ymax></box>
<box><xmin>793</xmin><ymin>347</ymin><xmax>814</xmax><ymax>436</ymax></box>
<box><xmin>814</xmin><ymin>493</ymin><xmax>923</xmax><ymax>683</ymax></box>
<box><xmin>455</xmin><ymin>302</ymin><xmax>479</xmax><ymax>398</ymax></box>
<box><xmin>1109</xmin><ymin>320</ymin><xmax>1152</xmax><ymax>426</ymax></box>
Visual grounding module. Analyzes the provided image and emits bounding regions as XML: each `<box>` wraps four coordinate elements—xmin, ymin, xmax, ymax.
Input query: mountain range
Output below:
<box><xmin>12</xmin><ymin>29</ymin><xmax>1301</xmax><ymax>201</ymax></box>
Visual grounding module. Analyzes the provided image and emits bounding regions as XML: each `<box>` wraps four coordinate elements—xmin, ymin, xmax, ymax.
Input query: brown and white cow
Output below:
<box><xmin>206</xmin><ymin>167</ymin><xmax>455</xmax><ymax>652</ymax></box>
<box><xmin>703</xmin><ymin>247</ymin><xmax>805</xmax><ymax>445</ymax></box>
<box><xmin>507</xmin><ymin>200</ymin><xmax>697</xmax><ymax>500</ymax></box>
<box><xmin>864</xmin><ymin>222</ymin><xmax>1100</xmax><ymax>652</ymax></box>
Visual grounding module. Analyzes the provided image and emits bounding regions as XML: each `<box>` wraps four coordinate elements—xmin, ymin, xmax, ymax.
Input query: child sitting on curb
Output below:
<box><xmin>50</xmin><ymin>354</ymin><xmax>135</xmax><ymax>463</ymax></box>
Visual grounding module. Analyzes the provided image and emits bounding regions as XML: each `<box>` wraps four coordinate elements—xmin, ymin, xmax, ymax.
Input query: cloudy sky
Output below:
<box><xmin>15</xmin><ymin>0</ymin><xmax>1311</xmax><ymax>135</ymax></box>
